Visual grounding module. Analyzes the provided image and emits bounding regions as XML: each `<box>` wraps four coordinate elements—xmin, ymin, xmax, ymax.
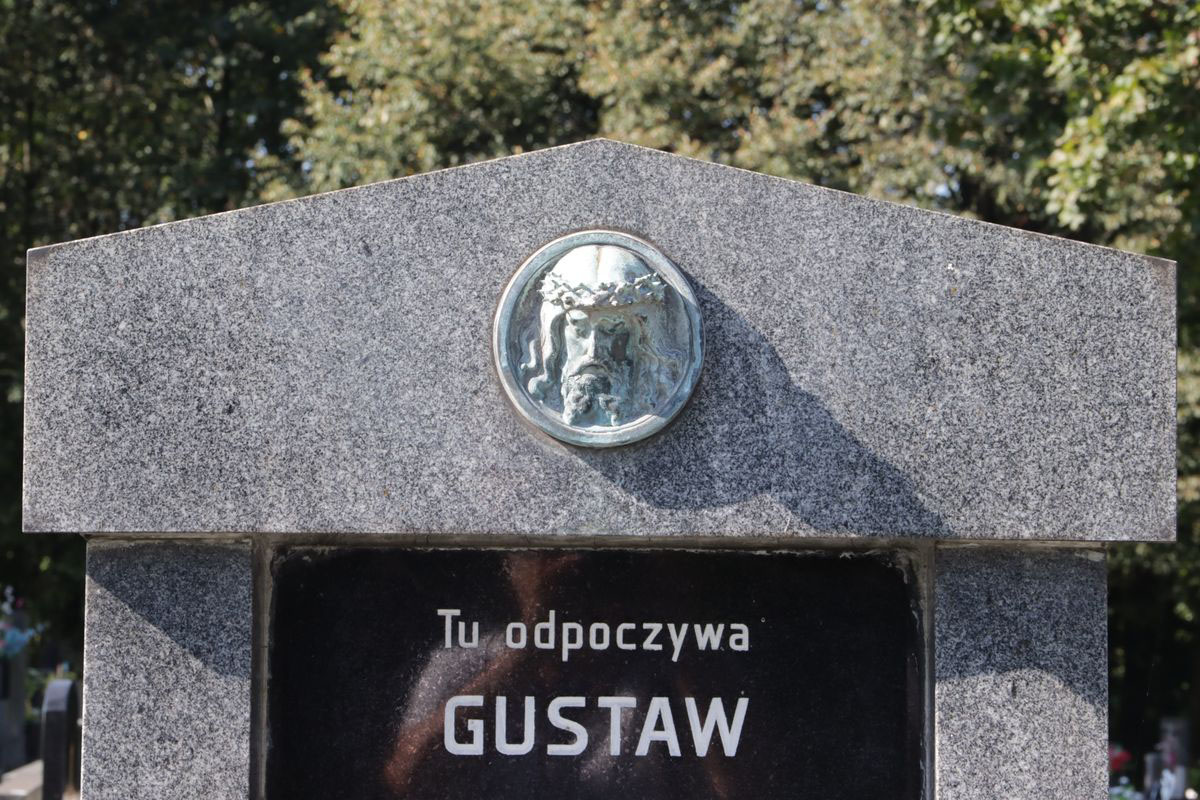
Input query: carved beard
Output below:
<box><xmin>561</xmin><ymin>372</ymin><xmax>627</xmax><ymax>426</ymax></box>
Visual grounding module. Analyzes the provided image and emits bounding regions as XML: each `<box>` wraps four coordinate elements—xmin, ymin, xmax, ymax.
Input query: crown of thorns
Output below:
<box><xmin>539</xmin><ymin>271</ymin><xmax>667</xmax><ymax>309</ymax></box>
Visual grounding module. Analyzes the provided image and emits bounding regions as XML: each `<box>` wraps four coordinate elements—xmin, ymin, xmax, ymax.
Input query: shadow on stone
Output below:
<box><xmin>935</xmin><ymin>548</ymin><xmax>1108</xmax><ymax>714</ymax></box>
<box><xmin>87</xmin><ymin>543</ymin><xmax>250</xmax><ymax>679</ymax></box>
<box><xmin>575</xmin><ymin>283</ymin><xmax>949</xmax><ymax>536</ymax></box>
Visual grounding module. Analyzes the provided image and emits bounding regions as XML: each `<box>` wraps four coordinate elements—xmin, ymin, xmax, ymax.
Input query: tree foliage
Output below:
<box><xmin>256</xmin><ymin>0</ymin><xmax>597</xmax><ymax>197</ymax></box>
<box><xmin>264</xmin><ymin>0</ymin><xmax>1199</xmax><ymax>257</ymax></box>
<box><xmin>0</xmin><ymin>0</ymin><xmax>336</xmax><ymax>658</ymax></box>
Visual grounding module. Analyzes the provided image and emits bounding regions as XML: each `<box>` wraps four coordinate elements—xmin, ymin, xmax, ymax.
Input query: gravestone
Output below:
<box><xmin>0</xmin><ymin>612</ymin><xmax>30</xmax><ymax>772</ymax></box>
<box><xmin>23</xmin><ymin>140</ymin><xmax>1174</xmax><ymax>799</ymax></box>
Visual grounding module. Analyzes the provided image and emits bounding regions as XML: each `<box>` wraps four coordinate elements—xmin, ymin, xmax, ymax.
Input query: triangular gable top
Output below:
<box><xmin>23</xmin><ymin>139</ymin><xmax>1175</xmax><ymax>540</ymax></box>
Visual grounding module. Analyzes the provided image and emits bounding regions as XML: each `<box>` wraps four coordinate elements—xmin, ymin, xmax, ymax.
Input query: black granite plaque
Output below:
<box><xmin>268</xmin><ymin>549</ymin><xmax>923</xmax><ymax>799</ymax></box>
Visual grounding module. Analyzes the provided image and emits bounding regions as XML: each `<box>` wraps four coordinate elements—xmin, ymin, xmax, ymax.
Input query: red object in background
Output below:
<box><xmin>1110</xmin><ymin>744</ymin><xmax>1133</xmax><ymax>773</ymax></box>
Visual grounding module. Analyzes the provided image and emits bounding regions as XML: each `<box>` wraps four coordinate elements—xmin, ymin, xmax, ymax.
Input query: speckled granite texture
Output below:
<box><xmin>24</xmin><ymin>139</ymin><xmax>1174</xmax><ymax>538</ymax></box>
<box><xmin>83</xmin><ymin>542</ymin><xmax>251</xmax><ymax>799</ymax></box>
<box><xmin>935</xmin><ymin>547</ymin><xmax>1107</xmax><ymax>800</ymax></box>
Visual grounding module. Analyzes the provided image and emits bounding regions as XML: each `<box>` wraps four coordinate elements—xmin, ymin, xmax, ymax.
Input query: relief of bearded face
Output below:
<box><xmin>495</xmin><ymin>230</ymin><xmax>703</xmax><ymax>447</ymax></box>
<box><xmin>560</xmin><ymin>307</ymin><xmax>636</xmax><ymax>426</ymax></box>
<box><xmin>523</xmin><ymin>245</ymin><xmax>684</xmax><ymax>429</ymax></box>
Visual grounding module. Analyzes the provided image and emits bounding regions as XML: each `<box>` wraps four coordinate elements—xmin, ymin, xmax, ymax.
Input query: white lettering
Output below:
<box><xmin>685</xmin><ymin>697</ymin><xmax>749</xmax><ymax>757</ymax></box>
<box><xmin>444</xmin><ymin>695</ymin><xmax>484</xmax><ymax>755</ymax></box>
<box><xmin>495</xmin><ymin>696</ymin><xmax>535</xmax><ymax>756</ymax></box>
<box><xmin>589</xmin><ymin>622</ymin><xmax>610</xmax><ymax>650</ymax></box>
<box><xmin>667</xmin><ymin>623</ymin><xmax>688</xmax><ymax>663</ymax></box>
<box><xmin>535</xmin><ymin>610</ymin><xmax>557</xmax><ymax>649</ymax></box>
<box><xmin>437</xmin><ymin>609</ymin><xmax>460</xmax><ymax>649</ymax></box>
<box><xmin>506</xmin><ymin>622</ymin><xmax>527</xmax><ymax>649</ymax></box>
<box><xmin>597</xmin><ymin>696</ymin><xmax>636</xmax><ymax>755</ymax></box>
<box><xmin>561</xmin><ymin>622</ymin><xmax>583</xmax><ymax>662</ymax></box>
<box><xmin>444</xmin><ymin>695</ymin><xmax>746</xmax><ymax>758</ymax></box>
<box><xmin>642</xmin><ymin>622</ymin><xmax>663</xmax><ymax>651</ymax></box>
<box><xmin>438</xmin><ymin>609</ymin><xmax>752</xmax><ymax>660</ymax></box>
<box><xmin>616</xmin><ymin>623</ymin><xmax>637</xmax><ymax>650</ymax></box>
<box><xmin>547</xmin><ymin>697</ymin><xmax>588</xmax><ymax>756</ymax></box>
<box><xmin>693</xmin><ymin>623</ymin><xmax>725</xmax><ymax>650</ymax></box>
<box><xmin>636</xmin><ymin>697</ymin><xmax>681</xmax><ymax>757</ymax></box>
<box><xmin>728</xmin><ymin>623</ymin><xmax>750</xmax><ymax>651</ymax></box>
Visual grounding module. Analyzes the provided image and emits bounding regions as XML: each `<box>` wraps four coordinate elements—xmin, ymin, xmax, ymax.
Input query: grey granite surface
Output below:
<box><xmin>82</xmin><ymin>542</ymin><xmax>252</xmax><ymax>799</ymax></box>
<box><xmin>935</xmin><ymin>546</ymin><xmax>1107</xmax><ymax>800</ymax></box>
<box><xmin>24</xmin><ymin>139</ymin><xmax>1174</xmax><ymax>539</ymax></box>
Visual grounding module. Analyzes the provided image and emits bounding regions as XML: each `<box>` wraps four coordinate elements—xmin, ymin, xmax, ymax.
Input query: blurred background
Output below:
<box><xmin>1</xmin><ymin>0</ymin><xmax>1197</xmax><ymax>793</ymax></box>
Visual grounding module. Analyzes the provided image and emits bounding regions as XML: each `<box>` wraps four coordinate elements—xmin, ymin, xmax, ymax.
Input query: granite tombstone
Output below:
<box><xmin>22</xmin><ymin>140</ymin><xmax>1175</xmax><ymax>799</ymax></box>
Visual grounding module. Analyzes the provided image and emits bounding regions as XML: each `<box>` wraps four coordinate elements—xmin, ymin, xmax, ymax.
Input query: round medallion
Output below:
<box><xmin>493</xmin><ymin>230</ymin><xmax>703</xmax><ymax>448</ymax></box>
